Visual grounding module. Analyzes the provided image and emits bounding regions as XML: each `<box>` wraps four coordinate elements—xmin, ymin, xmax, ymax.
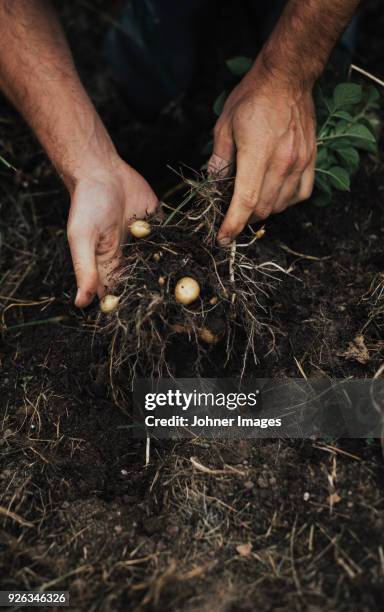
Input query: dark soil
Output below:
<box><xmin>1</xmin><ymin>1</ymin><xmax>384</xmax><ymax>611</ymax></box>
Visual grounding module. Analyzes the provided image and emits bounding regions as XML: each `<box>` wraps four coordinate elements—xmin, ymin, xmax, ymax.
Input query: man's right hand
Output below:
<box><xmin>67</xmin><ymin>159</ymin><xmax>158</xmax><ymax>308</ymax></box>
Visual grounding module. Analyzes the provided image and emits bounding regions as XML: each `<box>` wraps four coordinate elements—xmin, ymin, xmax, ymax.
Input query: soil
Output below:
<box><xmin>1</xmin><ymin>1</ymin><xmax>384</xmax><ymax>611</ymax></box>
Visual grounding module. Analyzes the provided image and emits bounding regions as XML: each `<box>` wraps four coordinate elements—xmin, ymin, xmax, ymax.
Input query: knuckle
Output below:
<box><xmin>96</xmin><ymin>233</ymin><xmax>119</xmax><ymax>256</ymax></box>
<box><xmin>254</xmin><ymin>204</ymin><xmax>271</xmax><ymax>221</ymax></box>
<box><xmin>237</xmin><ymin>191</ymin><xmax>256</xmax><ymax>212</ymax></box>
<box><xmin>279</xmin><ymin>146</ymin><xmax>298</xmax><ymax>173</ymax></box>
<box><xmin>297</xmin><ymin>152</ymin><xmax>308</xmax><ymax>172</ymax></box>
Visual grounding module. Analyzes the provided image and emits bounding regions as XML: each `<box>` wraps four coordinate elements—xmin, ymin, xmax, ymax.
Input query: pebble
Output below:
<box><xmin>303</xmin><ymin>492</ymin><xmax>310</xmax><ymax>502</ymax></box>
<box><xmin>257</xmin><ymin>475</ymin><xmax>269</xmax><ymax>489</ymax></box>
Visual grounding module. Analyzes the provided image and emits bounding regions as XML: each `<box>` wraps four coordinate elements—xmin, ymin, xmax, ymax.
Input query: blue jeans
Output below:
<box><xmin>104</xmin><ymin>0</ymin><xmax>357</xmax><ymax>118</ymax></box>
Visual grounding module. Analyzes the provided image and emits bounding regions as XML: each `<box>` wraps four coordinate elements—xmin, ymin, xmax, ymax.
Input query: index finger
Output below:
<box><xmin>217</xmin><ymin>148</ymin><xmax>267</xmax><ymax>245</ymax></box>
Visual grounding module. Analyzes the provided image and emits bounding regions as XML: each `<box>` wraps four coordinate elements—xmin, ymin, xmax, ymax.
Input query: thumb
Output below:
<box><xmin>207</xmin><ymin>119</ymin><xmax>235</xmax><ymax>176</ymax></box>
<box><xmin>67</xmin><ymin>226</ymin><xmax>99</xmax><ymax>308</ymax></box>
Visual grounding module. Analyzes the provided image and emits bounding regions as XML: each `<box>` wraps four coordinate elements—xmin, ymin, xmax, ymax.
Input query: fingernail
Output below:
<box><xmin>218</xmin><ymin>236</ymin><xmax>231</xmax><ymax>247</ymax></box>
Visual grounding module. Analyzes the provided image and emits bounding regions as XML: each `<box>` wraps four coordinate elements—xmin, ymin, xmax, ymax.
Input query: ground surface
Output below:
<box><xmin>1</xmin><ymin>1</ymin><xmax>384</xmax><ymax>610</ymax></box>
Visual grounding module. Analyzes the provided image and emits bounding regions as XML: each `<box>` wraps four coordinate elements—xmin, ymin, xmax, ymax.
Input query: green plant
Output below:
<box><xmin>213</xmin><ymin>57</ymin><xmax>381</xmax><ymax>206</ymax></box>
<box><xmin>314</xmin><ymin>82</ymin><xmax>379</xmax><ymax>205</ymax></box>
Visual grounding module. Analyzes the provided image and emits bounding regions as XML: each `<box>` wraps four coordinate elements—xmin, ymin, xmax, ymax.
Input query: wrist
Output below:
<box><xmin>256</xmin><ymin>42</ymin><xmax>320</xmax><ymax>95</ymax></box>
<box><xmin>58</xmin><ymin>122</ymin><xmax>121</xmax><ymax>195</ymax></box>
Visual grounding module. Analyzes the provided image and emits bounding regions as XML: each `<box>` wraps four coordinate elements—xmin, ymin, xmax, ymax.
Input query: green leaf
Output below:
<box><xmin>348</xmin><ymin>123</ymin><xmax>376</xmax><ymax>141</ymax></box>
<box><xmin>346</xmin><ymin>123</ymin><xmax>378</xmax><ymax>152</ymax></box>
<box><xmin>336</xmin><ymin>147</ymin><xmax>359</xmax><ymax>171</ymax></box>
<box><xmin>316</xmin><ymin>146</ymin><xmax>336</xmax><ymax>168</ymax></box>
<box><xmin>335</xmin><ymin>119</ymin><xmax>351</xmax><ymax>132</ymax></box>
<box><xmin>213</xmin><ymin>90</ymin><xmax>227</xmax><ymax>116</ymax></box>
<box><xmin>312</xmin><ymin>191</ymin><xmax>332</xmax><ymax>207</ymax></box>
<box><xmin>226</xmin><ymin>56</ymin><xmax>253</xmax><ymax>77</ymax></box>
<box><xmin>333</xmin><ymin>110</ymin><xmax>353</xmax><ymax>121</ymax></box>
<box><xmin>327</xmin><ymin>166</ymin><xmax>351</xmax><ymax>191</ymax></box>
<box><xmin>314</xmin><ymin>172</ymin><xmax>332</xmax><ymax>195</ymax></box>
<box><xmin>327</xmin><ymin>138</ymin><xmax>352</xmax><ymax>150</ymax></box>
<box><xmin>323</xmin><ymin>123</ymin><xmax>378</xmax><ymax>152</ymax></box>
<box><xmin>333</xmin><ymin>83</ymin><xmax>362</xmax><ymax>109</ymax></box>
<box><xmin>367</xmin><ymin>115</ymin><xmax>381</xmax><ymax>134</ymax></box>
<box><xmin>314</xmin><ymin>84</ymin><xmax>333</xmax><ymax>114</ymax></box>
<box><xmin>366</xmin><ymin>85</ymin><xmax>380</xmax><ymax>105</ymax></box>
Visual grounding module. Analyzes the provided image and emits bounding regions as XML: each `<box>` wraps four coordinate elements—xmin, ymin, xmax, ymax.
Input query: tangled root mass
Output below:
<box><xmin>98</xmin><ymin>173</ymin><xmax>290</xmax><ymax>400</ymax></box>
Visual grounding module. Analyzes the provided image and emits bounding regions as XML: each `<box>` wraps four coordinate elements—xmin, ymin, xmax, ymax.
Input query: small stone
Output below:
<box><xmin>257</xmin><ymin>475</ymin><xmax>269</xmax><ymax>489</ymax></box>
<box><xmin>114</xmin><ymin>525</ymin><xmax>123</xmax><ymax>534</ymax></box>
<box><xmin>244</xmin><ymin>481</ymin><xmax>254</xmax><ymax>490</ymax></box>
<box><xmin>121</xmin><ymin>469</ymin><xmax>128</xmax><ymax>476</ymax></box>
<box><xmin>236</xmin><ymin>543</ymin><xmax>253</xmax><ymax>557</ymax></box>
<box><xmin>303</xmin><ymin>492</ymin><xmax>310</xmax><ymax>502</ymax></box>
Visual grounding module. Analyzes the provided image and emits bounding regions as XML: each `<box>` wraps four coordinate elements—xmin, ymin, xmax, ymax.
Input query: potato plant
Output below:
<box><xmin>98</xmin><ymin>180</ymin><xmax>287</xmax><ymax>402</ymax></box>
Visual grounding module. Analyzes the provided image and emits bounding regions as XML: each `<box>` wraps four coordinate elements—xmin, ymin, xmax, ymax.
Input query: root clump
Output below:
<box><xmin>98</xmin><ymin>173</ymin><xmax>289</xmax><ymax>394</ymax></box>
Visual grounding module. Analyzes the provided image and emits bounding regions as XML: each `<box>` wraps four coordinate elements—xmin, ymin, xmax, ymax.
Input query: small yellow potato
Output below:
<box><xmin>255</xmin><ymin>226</ymin><xmax>266</xmax><ymax>239</ymax></box>
<box><xmin>158</xmin><ymin>275</ymin><xmax>166</xmax><ymax>286</ymax></box>
<box><xmin>100</xmin><ymin>294</ymin><xmax>120</xmax><ymax>314</ymax></box>
<box><xmin>129</xmin><ymin>220</ymin><xmax>151</xmax><ymax>238</ymax></box>
<box><xmin>209</xmin><ymin>296</ymin><xmax>218</xmax><ymax>306</ymax></box>
<box><xmin>199</xmin><ymin>327</ymin><xmax>220</xmax><ymax>344</ymax></box>
<box><xmin>175</xmin><ymin>277</ymin><xmax>200</xmax><ymax>305</ymax></box>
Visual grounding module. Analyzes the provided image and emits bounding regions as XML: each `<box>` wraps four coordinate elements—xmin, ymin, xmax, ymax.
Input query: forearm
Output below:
<box><xmin>258</xmin><ymin>0</ymin><xmax>360</xmax><ymax>90</ymax></box>
<box><xmin>0</xmin><ymin>0</ymin><xmax>116</xmax><ymax>191</ymax></box>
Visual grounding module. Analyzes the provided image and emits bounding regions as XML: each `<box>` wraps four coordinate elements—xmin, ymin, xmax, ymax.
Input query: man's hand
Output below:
<box><xmin>68</xmin><ymin>160</ymin><xmax>157</xmax><ymax>308</ymax></box>
<box><xmin>208</xmin><ymin>0</ymin><xmax>360</xmax><ymax>245</ymax></box>
<box><xmin>209</xmin><ymin>60</ymin><xmax>316</xmax><ymax>245</ymax></box>
<box><xmin>0</xmin><ymin>0</ymin><xmax>158</xmax><ymax>308</ymax></box>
